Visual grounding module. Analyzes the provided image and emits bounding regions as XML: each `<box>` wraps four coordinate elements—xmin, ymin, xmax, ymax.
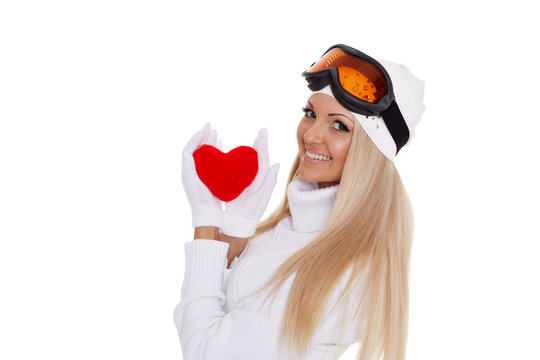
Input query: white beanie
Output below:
<box><xmin>310</xmin><ymin>60</ymin><xmax>425</xmax><ymax>163</ymax></box>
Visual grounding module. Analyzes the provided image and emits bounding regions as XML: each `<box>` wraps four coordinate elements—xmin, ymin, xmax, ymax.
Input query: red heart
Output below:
<box><xmin>193</xmin><ymin>144</ymin><xmax>259</xmax><ymax>202</ymax></box>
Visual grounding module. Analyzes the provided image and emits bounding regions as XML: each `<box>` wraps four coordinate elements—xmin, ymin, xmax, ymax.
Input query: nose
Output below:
<box><xmin>303</xmin><ymin>119</ymin><xmax>326</xmax><ymax>145</ymax></box>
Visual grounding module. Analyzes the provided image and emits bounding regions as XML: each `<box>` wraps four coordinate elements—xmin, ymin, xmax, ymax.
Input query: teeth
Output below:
<box><xmin>306</xmin><ymin>149</ymin><xmax>331</xmax><ymax>161</ymax></box>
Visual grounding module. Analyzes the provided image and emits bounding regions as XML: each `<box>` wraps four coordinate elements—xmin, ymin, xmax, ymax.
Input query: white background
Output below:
<box><xmin>1</xmin><ymin>0</ymin><xmax>539</xmax><ymax>359</ymax></box>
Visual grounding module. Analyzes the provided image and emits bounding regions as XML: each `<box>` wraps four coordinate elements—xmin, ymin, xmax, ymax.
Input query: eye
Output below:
<box><xmin>332</xmin><ymin>120</ymin><xmax>350</xmax><ymax>132</ymax></box>
<box><xmin>302</xmin><ymin>107</ymin><xmax>316</xmax><ymax>119</ymax></box>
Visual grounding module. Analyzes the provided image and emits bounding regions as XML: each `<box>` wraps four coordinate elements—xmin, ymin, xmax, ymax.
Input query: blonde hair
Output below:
<box><xmin>250</xmin><ymin>123</ymin><xmax>414</xmax><ymax>359</ymax></box>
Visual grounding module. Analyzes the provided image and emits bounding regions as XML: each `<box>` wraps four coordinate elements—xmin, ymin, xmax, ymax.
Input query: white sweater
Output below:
<box><xmin>174</xmin><ymin>177</ymin><xmax>367</xmax><ymax>360</ymax></box>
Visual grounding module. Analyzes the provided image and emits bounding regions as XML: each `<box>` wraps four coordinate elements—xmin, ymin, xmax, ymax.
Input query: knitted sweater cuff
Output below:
<box><xmin>181</xmin><ymin>240</ymin><xmax>229</xmax><ymax>297</ymax></box>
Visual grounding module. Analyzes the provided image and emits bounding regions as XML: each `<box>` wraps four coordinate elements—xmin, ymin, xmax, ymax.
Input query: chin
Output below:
<box><xmin>298</xmin><ymin>168</ymin><xmax>323</xmax><ymax>183</ymax></box>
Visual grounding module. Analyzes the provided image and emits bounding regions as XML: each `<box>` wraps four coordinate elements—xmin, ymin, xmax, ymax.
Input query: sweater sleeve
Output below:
<box><xmin>174</xmin><ymin>239</ymin><xmax>362</xmax><ymax>360</ymax></box>
<box><xmin>174</xmin><ymin>239</ymin><xmax>279</xmax><ymax>360</ymax></box>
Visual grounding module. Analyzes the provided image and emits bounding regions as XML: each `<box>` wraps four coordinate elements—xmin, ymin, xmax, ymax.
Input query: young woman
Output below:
<box><xmin>175</xmin><ymin>44</ymin><xmax>425</xmax><ymax>360</ymax></box>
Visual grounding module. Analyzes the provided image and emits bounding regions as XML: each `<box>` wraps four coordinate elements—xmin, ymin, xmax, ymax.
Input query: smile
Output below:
<box><xmin>305</xmin><ymin>149</ymin><xmax>332</xmax><ymax>161</ymax></box>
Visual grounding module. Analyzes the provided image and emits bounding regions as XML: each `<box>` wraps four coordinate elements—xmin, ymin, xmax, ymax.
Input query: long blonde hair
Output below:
<box><xmin>251</xmin><ymin>123</ymin><xmax>414</xmax><ymax>359</ymax></box>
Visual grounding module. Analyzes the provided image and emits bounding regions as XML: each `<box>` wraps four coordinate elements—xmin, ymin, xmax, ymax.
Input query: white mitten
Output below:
<box><xmin>222</xmin><ymin>129</ymin><xmax>280</xmax><ymax>238</ymax></box>
<box><xmin>181</xmin><ymin>123</ymin><xmax>224</xmax><ymax>228</ymax></box>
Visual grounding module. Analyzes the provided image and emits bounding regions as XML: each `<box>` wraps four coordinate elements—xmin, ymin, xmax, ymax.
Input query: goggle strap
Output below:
<box><xmin>380</xmin><ymin>101</ymin><xmax>410</xmax><ymax>154</ymax></box>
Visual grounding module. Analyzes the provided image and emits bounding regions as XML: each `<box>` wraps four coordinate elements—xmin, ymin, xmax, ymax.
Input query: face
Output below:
<box><xmin>296</xmin><ymin>93</ymin><xmax>356</xmax><ymax>188</ymax></box>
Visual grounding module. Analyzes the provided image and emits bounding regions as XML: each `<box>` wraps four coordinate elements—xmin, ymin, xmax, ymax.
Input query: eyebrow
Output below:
<box><xmin>328</xmin><ymin>113</ymin><xmax>355</xmax><ymax>124</ymax></box>
<box><xmin>307</xmin><ymin>101</ymin><xmax>355</xmax><ymax>126</ymax></box>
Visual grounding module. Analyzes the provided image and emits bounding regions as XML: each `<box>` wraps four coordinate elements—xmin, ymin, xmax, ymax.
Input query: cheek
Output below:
<box><xmin>331</xmin><ymin>138</ymin><xmax>352</xmax><ymax>163</ymax></box>
<box><xmin>296</xmin><ymin>122</ymin><xmax>306</xmax><ymax>149</ymax></box>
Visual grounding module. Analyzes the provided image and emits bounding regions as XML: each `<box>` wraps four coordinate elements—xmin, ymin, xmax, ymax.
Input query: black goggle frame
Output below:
<box><xmin>302</xmin><ymin>44</ymin><xmax>410</xmax><ymax>154</ymax></box>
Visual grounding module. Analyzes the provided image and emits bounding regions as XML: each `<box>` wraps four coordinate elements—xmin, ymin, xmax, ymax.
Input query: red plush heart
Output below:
<box><xmin>193</xmin><ymin>144</ymin><xmax>259</xmax><ymax>202</ymax></box>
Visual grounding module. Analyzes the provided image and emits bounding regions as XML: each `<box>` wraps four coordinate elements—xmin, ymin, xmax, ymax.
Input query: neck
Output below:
<box><xmin>317</xmin><ymin>180</ymin><xmax>339</xmax><ymax>189</ymax></box>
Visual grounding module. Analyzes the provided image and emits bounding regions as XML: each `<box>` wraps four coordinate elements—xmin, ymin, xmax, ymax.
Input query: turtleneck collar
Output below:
<box><xmin>286</xmin><ymin>176</ymin><xmax>339</xmax><ymax>233</ymax></box>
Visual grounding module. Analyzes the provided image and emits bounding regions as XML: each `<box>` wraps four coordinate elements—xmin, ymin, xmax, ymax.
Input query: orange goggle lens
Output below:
<box><xmin>307</xmin><ymin>48</ymin><xmax>388</xmax><ymax>104</ymax></box>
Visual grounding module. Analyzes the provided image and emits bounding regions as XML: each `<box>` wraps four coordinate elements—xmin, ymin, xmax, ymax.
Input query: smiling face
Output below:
<box><xmin>296</xmin><ymin>93</ymin><xmax>356</xmax><ymax>188</ymax></box>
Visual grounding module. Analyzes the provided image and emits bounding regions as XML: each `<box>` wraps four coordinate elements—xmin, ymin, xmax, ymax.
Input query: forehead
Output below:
<box><xmin>308</xmin><ymin>93</ymin><xmax>349</xmax><ymax>112</ymax></box>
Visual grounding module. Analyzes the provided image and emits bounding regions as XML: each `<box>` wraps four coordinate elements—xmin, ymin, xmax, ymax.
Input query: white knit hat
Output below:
<box><xmin>310</xmin><ymin>60</ymin><xmax>425</xmax><ymax>163</ymax></box>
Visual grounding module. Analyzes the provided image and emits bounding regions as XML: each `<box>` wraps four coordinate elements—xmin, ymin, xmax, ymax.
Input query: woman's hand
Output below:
<box><xmin>219</xmin><ymin>232</ymin><xmax>249</xmax><ymax>267</ymax></box>
<box><xmin>221</xmin><ymin>129</ymin><xmax>280</xmax><ymax>238</ymax></box>
<box><xmin>181</xmin><ymin>123</ymin><xmax>224</xmax><ymax>229</ymax></box>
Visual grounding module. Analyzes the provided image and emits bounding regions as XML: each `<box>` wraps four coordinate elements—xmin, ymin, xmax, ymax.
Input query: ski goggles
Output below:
<box><xmin>302</xmin><ymin>44</ymin><xmax>409</xmax><ymax>152</ymax></box>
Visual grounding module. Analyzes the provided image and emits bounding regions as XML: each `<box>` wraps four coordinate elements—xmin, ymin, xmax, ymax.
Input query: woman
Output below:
<box><xmin>175</xmin><ymin>44</ymin><xmax>425</xmax><ymax>360</ymax></box>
